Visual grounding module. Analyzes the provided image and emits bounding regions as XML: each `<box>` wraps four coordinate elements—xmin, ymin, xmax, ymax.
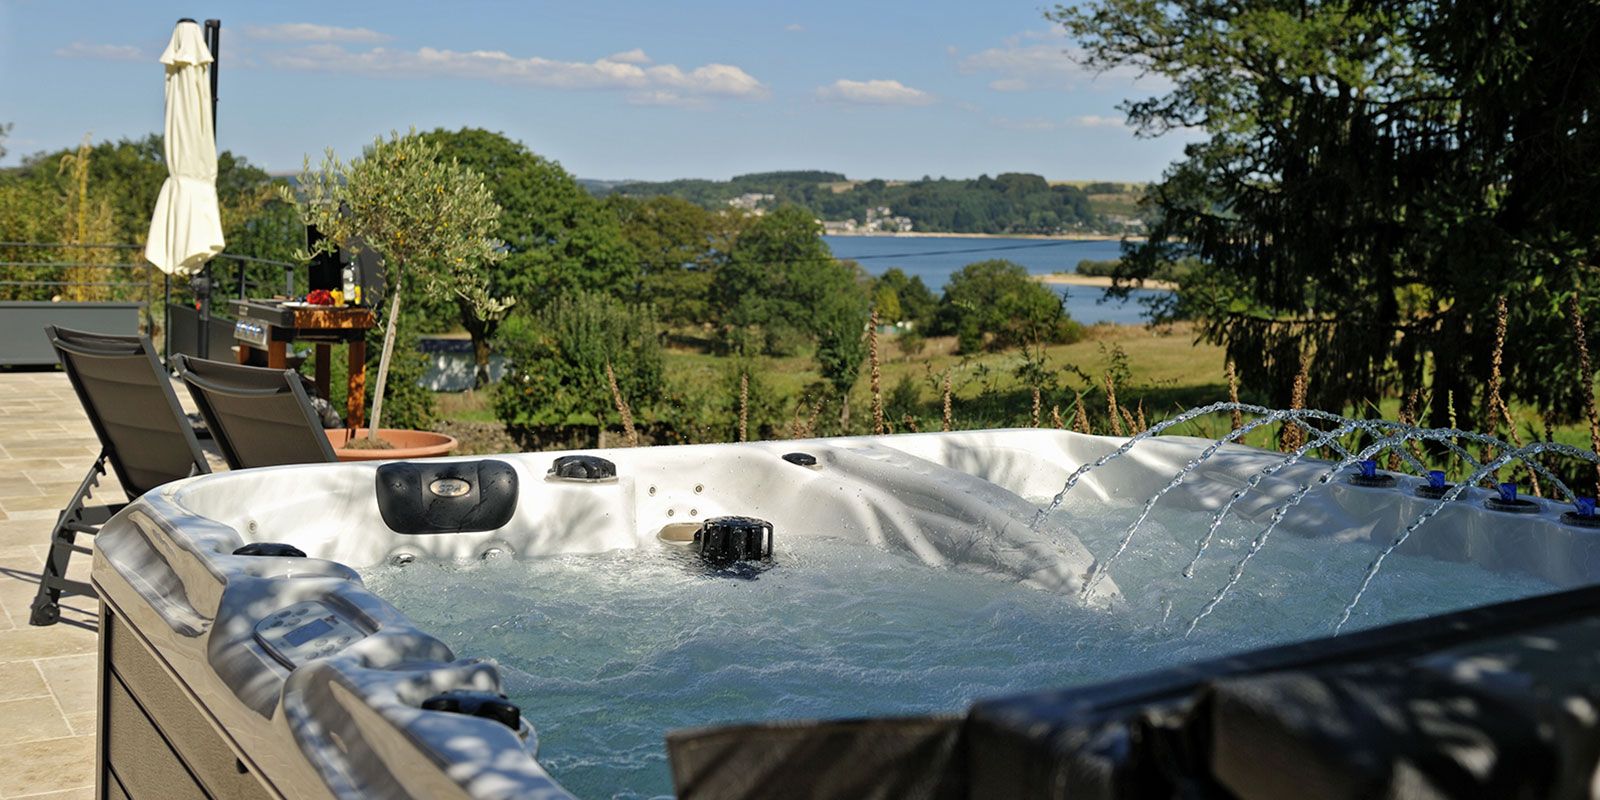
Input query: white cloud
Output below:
<box><xmin>814</xmin><ymin>78</ymin><xmax>935</xmax><ymax>106</ymax></box>
<box><xmin>784</xmin><ymin>23</ymin><xmax>806</xmax><ymax>32</ymax></box>
<box><xmin>54</xmin><ymin>42</ymin><xmax>147</xmax><ymax>61</ymax></box>
<box><xmin>240</xmin><ymin>23</ymin><xmax>390</xmax><ymax>43</ymax></box>
<box><xmin>607</xmin><ymin>48</ymin><xmax>651</xmax><ymax>65</ymax></box>
<box><xmin>991</xmin><ymin>115</ymin><xmax>1130</xmax><ymax>132</ymax></box>
<box><xmin>264</xmin><ymin>45</ymin><xmax>768</xmax><ymax>99</ymax></box>
<box><xmin>627</xmin><ymin>90</ymin><xmax>713</xmax><ymax>109</ymax></box>
<box><xmin>1070</xmin><ymin>114</ymin><xmax>1128</xmax><ymax>129</ymax></box>
<box><xmin>958</xmin><ymin>29</ymin><xmax>1162</xmax><ymax>92</ymax></box>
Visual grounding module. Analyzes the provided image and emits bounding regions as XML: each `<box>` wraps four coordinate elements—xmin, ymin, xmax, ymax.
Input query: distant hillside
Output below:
<box><xmin>586</xmin><ymin>170</ymin><xmax>1130</xmax><ymax>235</ymax></box>
<box><xmin>576</xmin><ymin>177</ymin><xmax>632</xmax><ymax>194</ymax></box>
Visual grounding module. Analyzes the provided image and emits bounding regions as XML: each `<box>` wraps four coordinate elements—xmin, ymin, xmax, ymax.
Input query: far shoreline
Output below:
<box><xmin>1032</xmin><ymin>273</ymin><xmax>1178</xmax><ymax>291</ymax></box>
<box><xmin>822</xmin><ymin>230</ymin><xmax>1138</xmax><ymax>243</ymax></box>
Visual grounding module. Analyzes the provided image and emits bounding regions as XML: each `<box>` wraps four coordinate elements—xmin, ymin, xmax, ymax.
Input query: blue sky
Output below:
<box><xmin>0</xmin><ymin>0</ymin><xmax>1192</xmax><ymax>182</ymax></box>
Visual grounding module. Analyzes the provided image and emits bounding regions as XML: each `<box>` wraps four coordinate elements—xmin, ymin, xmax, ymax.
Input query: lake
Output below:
<box><xmin>823</xmin><ymin>234</ymin><xmax>1168</xmax><ymax>327</ymax></box>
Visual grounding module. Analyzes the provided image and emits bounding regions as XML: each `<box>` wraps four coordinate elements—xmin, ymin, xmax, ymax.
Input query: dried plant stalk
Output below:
<box><xmin>869</xmin><ymin>308</ymin><xmax>885</xmax><ymax>436</ymax></box>
<box><xmin>1135</xmin><ymin>400</ymin><xmax>1147</xmax><ymax>434</ymax></box>
<box><xmin>1542</xmin><ymin>413</ymin><xmax>1559</xmax><ymax>496</ymax></box>
<box><xmin>791</xmin><ymin>395</ymin><xmax>825</xmax><ymax>439</ymax></box>
<box><xmin>941</xmin><ymin>370</ymin><xmax>953</xmax><ymax>432</ymax></box>
<box><xmin>605</xmin><ymin>360</ymin><xmax>638</xmax><ymax>448</ymax></box>
<box><xmin>1119</xmin><ymin>405</ymin><xmax>1138</xmax><ymax>436</ymax></box>
<box><xmin>903</xmin><ymin>413</ymin><xmax>920</xmax><ymax>433</ymax></box>
<box><xmin>1105</xmin><ymin>372</ymin><xmax>1123</xmax><ymax>437</ymax></box>
<box><xmin>1403</xmin><ymin>389</ymin><xmax>1427</xmax><ymax>466</ymax></box>
<box><xmin>1031</xmin><ymin>385</ymin><xmax>1041</xmax><ymax>428</ymax></box>
<box><xmin>1487</xmin><ymin>296</ymin><xmax>1509</xmax><ymax>430</ymax></box>
<box><xmin>1225</xmin><ymin>359</ymin><xmax>1242</xmax><ymax>431</ymax></box>
<box><xmin>1281</xmin><ymin>357</ymin><xmax>1308</xmax><ymax>452</ymax></box>
<box><xmin>1570</xmin><ymin>294</ymin><xmax>1600</xmax><ymax>494</ymax></box>
<box><xmin>739</xmin><ymin>372</ymin><xmax>749</xmax><ymax>443</ymax></box>
<box><xmin>1051</xmin><ymin>404</ymin><xmax>1063</xmax><ymax>429</ymax></box>
<box><xmin>1073</xmin><ymin>391</ymin><xmax>1091</xmax><ymax>434</ymax></box>
<box><xmin>1493</xmin><ymin>393</ymin><xmax>1539</xmax><ymax>496</ymax></box>
<box><xmin>1479</xmin><ymin>296</ymin><xmax>1509</xmax><ymax>465</ymax></box>
<box><xmin>791</xmin><ymin>397</ymin><xmax>807</xmax><ymax>439</ymax></box>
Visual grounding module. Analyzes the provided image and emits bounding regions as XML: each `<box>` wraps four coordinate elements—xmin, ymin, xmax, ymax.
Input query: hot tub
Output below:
<box><xmin>90</xmin><ymin>426</ymin><xmax>1600</xmax><ymax>799</ymax></box>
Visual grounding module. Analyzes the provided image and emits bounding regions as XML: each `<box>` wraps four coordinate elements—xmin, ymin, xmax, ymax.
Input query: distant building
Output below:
<box><xmin>727</xmin><ymin>193</ymin><xmax>774</xmax><ymax>212</ymax></box>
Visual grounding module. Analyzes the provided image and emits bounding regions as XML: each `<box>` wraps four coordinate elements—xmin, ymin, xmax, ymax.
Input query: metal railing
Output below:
<box><xmin>0</xmin><ymin>241</ymin><xmax>298</xmax><ymax>360</ymax></box>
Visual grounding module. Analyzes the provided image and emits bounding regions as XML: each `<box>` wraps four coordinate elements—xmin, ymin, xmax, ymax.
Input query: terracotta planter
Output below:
<box><xmin>324</xmin><ymin>428</ymin><xmax>458</xmax><ymax>462</ymax></box>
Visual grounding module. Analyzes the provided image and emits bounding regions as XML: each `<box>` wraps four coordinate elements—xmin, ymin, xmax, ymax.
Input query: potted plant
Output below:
<box><xmin>280</xmin><ymin>130</ymin><xmax>511</xmax><ymax>450</ymax></box>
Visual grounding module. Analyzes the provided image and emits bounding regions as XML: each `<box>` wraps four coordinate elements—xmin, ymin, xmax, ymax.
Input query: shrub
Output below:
<box><xmin>492</xmin><ymin>292</ymin><xmax>663</xmax><ymax>429</ymax></box>
<box><xmin>885</xmin><ymin>374</ymin><xmax>923</xmax><ymax>422</ymax></box>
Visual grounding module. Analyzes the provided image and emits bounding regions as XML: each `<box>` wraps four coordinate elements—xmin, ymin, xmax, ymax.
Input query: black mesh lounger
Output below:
<box><xmin>31</xmin><ymin>326</ymin><xmax>211</xmax><ymax>626</ymax></box>
<box><xmin>171</xmin><ymin>354</ymin><xmax>338</xmax><ymax>470</ymax></box>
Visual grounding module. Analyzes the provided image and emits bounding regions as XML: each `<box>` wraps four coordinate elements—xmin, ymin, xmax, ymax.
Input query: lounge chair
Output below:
<box><xmin>171</xmin><ymin>355</ymin><xmax>338</xmax><ymax>469</ymax></box>
<box><xmin>30</xmin><ymin>326</ymin><xmax>211</xmax><ymax>626</ymax></box>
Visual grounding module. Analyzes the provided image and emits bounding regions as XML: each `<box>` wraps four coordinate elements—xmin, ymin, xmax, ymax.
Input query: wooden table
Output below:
<box><xmin>229</xmin><ymin>300</ymin><xmax>377</xmax><ymax>427</ymax></box>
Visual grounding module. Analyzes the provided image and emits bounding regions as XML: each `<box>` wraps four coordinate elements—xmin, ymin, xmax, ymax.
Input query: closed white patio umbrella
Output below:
<box><xmin>144</xmin><ymin>19</ymin><xmax>224</xmax><ymax>276</ymax></box>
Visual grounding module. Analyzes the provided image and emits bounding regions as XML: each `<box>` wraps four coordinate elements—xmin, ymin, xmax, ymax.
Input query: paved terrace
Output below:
<box><xmin>0</xmin><ymin>369</ymin><xmax>226</xmax><ymax>800</ymax></box>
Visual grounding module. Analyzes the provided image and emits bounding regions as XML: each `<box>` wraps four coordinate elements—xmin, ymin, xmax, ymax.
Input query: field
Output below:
<box><xmin>441</xmin><ymin>322</ymin><xmax>1232</xmax><ymax>438</ymax></box>
<box><xmin>435</xmin><ymin>319</ymin><xmax>1600</xmax><ymax>499</ymax></box>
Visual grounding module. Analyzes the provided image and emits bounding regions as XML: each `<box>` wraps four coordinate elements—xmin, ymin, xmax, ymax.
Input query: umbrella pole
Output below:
<box><xmin>205</xmin><ymin>20</ymin><xmax>220</xmax><ymax>136</ymax></box>
<box><xmin>201</xmin><ymin>20</ymin><xmax>220</xmax><ymax>360</ymax></box>
<box><xmin>163</xmin><ymin>272</ymin><xmax>171</xmax><ymax>362</ymax></box>
<box><xmin>193</xmin><ymin>265</ymin><xmax>212</xmax><ymax>359</ymax></box>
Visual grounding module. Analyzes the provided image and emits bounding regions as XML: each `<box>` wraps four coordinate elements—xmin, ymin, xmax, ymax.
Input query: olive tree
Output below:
<box><xmin>280</xmin><ymin>130</ymin><xmax>507</xmax><ymax>436</ymax></box>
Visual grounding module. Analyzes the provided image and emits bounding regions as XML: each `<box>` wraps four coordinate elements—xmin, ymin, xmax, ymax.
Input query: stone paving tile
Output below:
<box><xmin>64</xmin><ymin>712</ymin><xmax>96</xmax><ymax>738</ymax></box>
<box><xmin>0</xmin><ymin>735</ymin><xmax>95</xmax><ymax>797</ymax></box>
<box><xmin>13</xmin><ymin>786</ymin><xmax>95</xmax><ymax>800</ymax></box>
<box><xmin>0</xmin><ymin>482</ymin><xmax>43</xmax><ymax>499</ymax></box>
<box><xmin>0</xmin><ymin>661</ymin><xmax>48</xmax><ymax>701</ymax></box>
<box><xmin>0</xmin><ymin>520</ymin><xmax>47</xmax><ymax>548</ymax></box>
<box><xmin>0</xmin><ymin>495</ymin><xmax>74</xmax><ymax>512</ymax></box>
<box><xmin>0</xmin><ymin>626</ymin><xmax>96</xmax><ymax>663</ymax></box>
<box><xmin>0</xmin><ymin>697</ymin><xmax>73</xmax><ymax>744</ymax></box>
<box><xmin>37</xmin><ymin>655</ymin><xmax>96</xmax><ymax>716</ymax></box>
<box><xmin>4</xmin><ymin>510</ymin><xmax>59</xmax><ymax>523</ymax></box>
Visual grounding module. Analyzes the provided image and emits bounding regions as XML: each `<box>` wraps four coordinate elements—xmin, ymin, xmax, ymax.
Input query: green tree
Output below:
<box><xmin>491</xmin><ymin>292</ymin><xmax>663</xmax><ymax>442</ymax></box>
<box><xmin>874</xmin><ymin>268</ymin><xmax>937</xmax><ymax>328</ymax></box>
<box><xmin>0</xmin><ymin>134</ymin><xmax>294</xmax><ymax>300</ymax></box>
<box><xmin>872</xmin><ymin>283</ymin><xmax>902</xmax><ymax>325</ymax></box>
<box><xmin>814</xmin><ymin>286</ymin><xmax>871</xmax><ymax>428</ymax></box>
<box><xmin>718</xmin><ymin>206</ymin><xmax>854</xmax><ymax>356</ymax></box>
<box><xmin>608</xmin><ymin>194</ymin><xmax>738</xmax><ymax>327</ymax></box>
<box><xmin>281</xmin><ymin>130</ymin><xmax>506</xmax><ymax>436</ymax></box>
<box><xmin>937</xmin><ymin>259</ymin><xmax>1073</xmax><ymax>353</ymax></box>
<box><xmin>1053</xmin><ymin>0</ymin><xmax>1600</xmax><ymax>424</ymax></box>
<box><xmin>418</xmin><ymin>128</ymin><xmax>634</xmax><ymax>387</ymax></box>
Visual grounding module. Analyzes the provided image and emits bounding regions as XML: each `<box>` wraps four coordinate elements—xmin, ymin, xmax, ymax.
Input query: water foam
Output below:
<box><xmin>361</xmin><ymin>495</ymin><xmax>1553</xmax><ymax>798</ymax></box>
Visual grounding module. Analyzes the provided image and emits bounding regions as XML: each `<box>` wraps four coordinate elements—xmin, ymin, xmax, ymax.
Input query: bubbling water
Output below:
<box><xmin>1033</xmin><ymin>405</ymin><xmax>1597</xmax><ymax>633</ymax></box>
<box><xmin>361</xmin><ymin>494</ymin><xmax>1555</xmax><ymax>799</ymax></box>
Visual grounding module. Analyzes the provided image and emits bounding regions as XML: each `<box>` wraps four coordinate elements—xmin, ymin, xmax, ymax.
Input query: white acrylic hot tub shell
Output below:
<box><xmin>90</xmin><ymin>429</ymin><xmax>1600</xmax><ymax>799</ymax></box>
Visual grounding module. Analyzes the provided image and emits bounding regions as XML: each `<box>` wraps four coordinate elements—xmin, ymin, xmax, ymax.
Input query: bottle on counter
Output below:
<box><xmin>341</xmin><ymin>265</ymin><xmax>357</xmax><ymax>306</ymax></box>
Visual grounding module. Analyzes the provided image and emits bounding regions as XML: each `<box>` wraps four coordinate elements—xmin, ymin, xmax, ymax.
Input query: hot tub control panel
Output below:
<box><xmin>254</xmin><ymin>600</ymin><xmax>368</xmax><ymax>668</ymax></box>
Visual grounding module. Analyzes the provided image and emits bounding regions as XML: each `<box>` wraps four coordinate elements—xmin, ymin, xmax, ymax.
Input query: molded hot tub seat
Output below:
<box><xmin>89</xmin><ymin>429</ymin><xmax>1600</xmax><ymax>799</ymax></box>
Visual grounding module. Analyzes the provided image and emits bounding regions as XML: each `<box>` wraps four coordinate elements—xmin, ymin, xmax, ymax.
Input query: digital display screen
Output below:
<box><xmin>284</xmin><ymin>617</ymin><xmax>335</xmax><ymax>646</ymax></box>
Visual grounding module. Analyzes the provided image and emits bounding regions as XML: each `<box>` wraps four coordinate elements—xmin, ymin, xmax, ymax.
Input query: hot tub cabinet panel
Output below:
<box><xmin>100</xmin><ymin>609</ymin><xmax>277</xmax><ymax>800</ymax></box>
<box><xmin>90</xmin><ymin>430</ymin><xmax>1600</xmax><ymax>799</ymax></box>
